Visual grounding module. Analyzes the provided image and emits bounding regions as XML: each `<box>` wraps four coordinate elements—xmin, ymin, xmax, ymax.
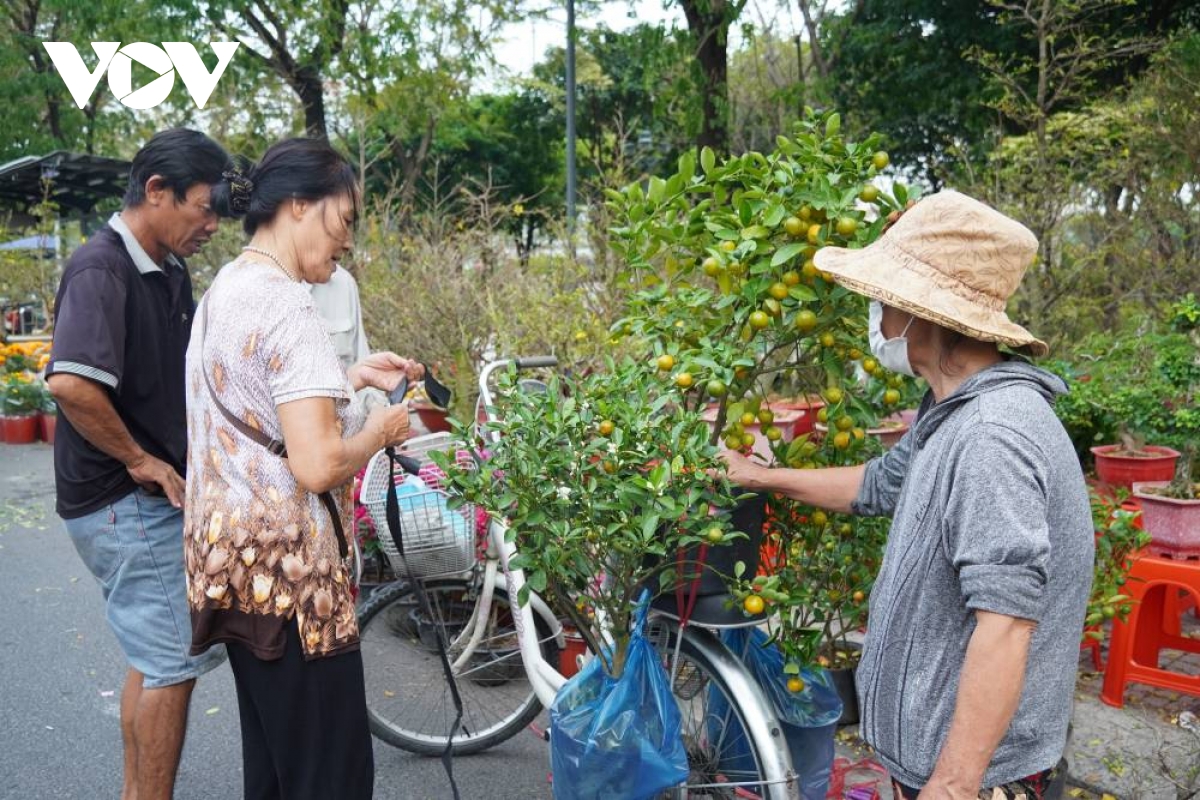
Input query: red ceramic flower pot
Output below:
<box><xmin>2</xmin><ymin>414</ymin><xmax>39</xmax><ymax>444</ymax></box>
<box><xmin>1091</xmin><ymin>445</ymin><xmax>1180</xmax><ymax>490</ymax></box>
<box><xmin>39</xmin><ymin>413</ymin><xmax>56</xmax><ymax>444</ymax></box>
<box><xmin>772</xmin><ymin>396</ymin><xmax>826</xmax><ymax>437</ymax></box>
<box><xmin>1132</xmin><ymin>481</ymin><xmax>1200</xmax><ymax>558</ymax></box>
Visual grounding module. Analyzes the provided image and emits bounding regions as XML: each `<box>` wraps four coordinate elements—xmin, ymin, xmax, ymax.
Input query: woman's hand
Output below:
<box><xmin>367</xmin><ymin>403</ymin><xmax>411</xmax><ymax>449</ymax></box>
<box><xmin>717</xmin><ymin>449</ymin><xmax>766</xmax><ymax>490</ymax></box>
<box><xmin>350</xmin><ymin>352</ymin><xmax>424</xmax><ymax>393</ymax></box>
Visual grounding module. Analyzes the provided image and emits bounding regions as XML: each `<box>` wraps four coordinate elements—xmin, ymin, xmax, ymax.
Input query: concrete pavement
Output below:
<box><xmin>0</xmin><ymin>443</ymin><xmax>552</xmax><ymax>800</ymax></box>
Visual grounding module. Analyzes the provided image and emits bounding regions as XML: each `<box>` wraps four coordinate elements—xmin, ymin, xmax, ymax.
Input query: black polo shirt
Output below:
<box><xmin>47</xmin><ymin>221</ymin><xmax>195</xmax><ymax>519</ymax></box>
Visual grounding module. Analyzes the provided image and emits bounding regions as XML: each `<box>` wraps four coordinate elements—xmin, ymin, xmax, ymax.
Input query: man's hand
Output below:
<box><xmin>127</xmin><ymin>453</ymin><xmax>186</xmax><ymax>508</ymax></box>
<box><xmin>350</xmin><ymin>352</ymin><xmax>424</xmax><ymax>393</ymax></box>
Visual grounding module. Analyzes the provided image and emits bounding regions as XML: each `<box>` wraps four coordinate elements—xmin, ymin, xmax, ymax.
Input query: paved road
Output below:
<box><xmin>0</xmin><ymin>443</ymin><xmax>553</xmax><ymax>800</ymax></box>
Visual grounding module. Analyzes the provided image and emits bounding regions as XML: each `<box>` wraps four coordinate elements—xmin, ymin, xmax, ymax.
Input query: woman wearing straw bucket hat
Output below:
<box><xmin>722</xmin><ymin>190</ymin><xmax>1092</xmax><ymax>799</ymax></box>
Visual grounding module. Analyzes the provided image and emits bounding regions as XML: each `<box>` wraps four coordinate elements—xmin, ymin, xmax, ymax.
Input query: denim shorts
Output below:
<box><xmin>63</xmin><ymin>488</ymin><xmax>225</xmax><ymax>688</ymax></box>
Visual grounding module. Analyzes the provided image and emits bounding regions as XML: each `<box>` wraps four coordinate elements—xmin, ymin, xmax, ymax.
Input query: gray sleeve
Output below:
<box><xmin>851</xmin><ymin>426</ymin><xmax>915</xmax><ymax>517</ymax></box>
<box><xmin>945</xmin><ymin>423</ymin><xmax>1050</xmax><ymax>623</ymax></box>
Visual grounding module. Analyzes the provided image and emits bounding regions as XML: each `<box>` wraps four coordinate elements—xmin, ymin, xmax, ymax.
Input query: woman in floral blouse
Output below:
<box><xmin>184</xmin><ymin>138</ymin><xmax>418</xmax><ymax>800</ymax></box>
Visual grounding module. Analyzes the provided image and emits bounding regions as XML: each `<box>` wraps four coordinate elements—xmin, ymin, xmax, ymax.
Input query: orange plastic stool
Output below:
<box><xmin>1100</xmin><ymin>552</ymin><xmax>1200</xmax><ymax>707</ymax></box>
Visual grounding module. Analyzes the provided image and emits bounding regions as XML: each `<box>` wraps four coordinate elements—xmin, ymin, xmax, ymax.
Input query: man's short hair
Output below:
<box><xmin>123</xmin><ymin>129</ymin><xmax>231</xmax><ymax>208</ymax></box>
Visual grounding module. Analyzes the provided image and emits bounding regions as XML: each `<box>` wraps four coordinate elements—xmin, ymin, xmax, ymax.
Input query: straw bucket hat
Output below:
<box><xmin>813</xmin><ymin>190</ymin><xmax>1048</xmax><ymax>357</ymax></box>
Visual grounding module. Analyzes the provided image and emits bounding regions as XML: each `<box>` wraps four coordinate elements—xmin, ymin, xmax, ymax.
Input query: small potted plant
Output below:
<box><xmin>436</xmin><ymin>357</ymin><xmax>744</xmax><ymax>679</ymax></box>
<box><xmin>1131</xmin><ymin>294</ymin><xmax>1200</xmax><ymax>556</ymax></box>
<box><xmin>1053</xmin><ymin>328</ymin><xmax>1190</xmax><ymax>488</ymax></box>
<box><xmin>1</xmin><ymin>373</ymin><xmax>46</xmax><ymax>444</ymax></box>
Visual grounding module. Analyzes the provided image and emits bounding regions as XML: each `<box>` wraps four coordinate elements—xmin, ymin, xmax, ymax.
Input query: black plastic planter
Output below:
<box><xmin>648</xmin><ymin>493</ymin><xmax>768</xmax><ymax>626</ymax></box>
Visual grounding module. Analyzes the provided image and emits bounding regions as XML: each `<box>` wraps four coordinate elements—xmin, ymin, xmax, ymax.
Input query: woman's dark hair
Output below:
<box><xmin>214</xmin><ymin>138</ymin><xmax>359</xmax><ymax>236</ymax></box>
<box><xmin>123</xmin><ymin>128</ymin><xmax>232</xmax><ymax>209</ymax></box>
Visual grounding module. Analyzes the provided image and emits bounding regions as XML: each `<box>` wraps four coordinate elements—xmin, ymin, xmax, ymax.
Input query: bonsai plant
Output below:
<box><xmin>606</xmin><ymin>110</ymin><xmax>914</xmax><ymax>682</ymax></box>
<box><xmin>1052</xmin><ymin>323</ymin><xmax>1196</xmax><ymax>487</ymax></box>
<box><xmin>435</xmin><ymin>357</ymin><xmax>743</xmax><ymax>679</ymax></box>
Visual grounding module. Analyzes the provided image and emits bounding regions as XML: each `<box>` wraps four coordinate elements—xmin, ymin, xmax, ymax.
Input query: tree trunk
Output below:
<box><xmin>679</xmin><ymin>0</ymin><xmax>730</xmax><ymax>153</ymax></box>
<box><xmin>295</xmin><ymin>67</ymin><xmax>328</xmax><ymax>139</ymax></box>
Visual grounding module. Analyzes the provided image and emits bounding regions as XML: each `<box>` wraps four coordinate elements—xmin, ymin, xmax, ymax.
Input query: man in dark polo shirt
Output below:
<box><xmin>46</xmin><ymin>129</ymin><xmax>236</xmax><ymax>800</ymax></box>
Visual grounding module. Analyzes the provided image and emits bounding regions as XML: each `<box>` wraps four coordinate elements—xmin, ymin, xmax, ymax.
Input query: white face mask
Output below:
<box><xmin>868</xmin><ymin>300</ymin><xmax>917</xmax><ymax>378</ymax></box>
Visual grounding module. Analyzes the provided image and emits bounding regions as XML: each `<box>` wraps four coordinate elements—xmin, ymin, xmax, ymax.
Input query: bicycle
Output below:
<box><xmin>357</xmin><ymin>356</ymin><xmax>796</xmax><ymax>798</ymax></box>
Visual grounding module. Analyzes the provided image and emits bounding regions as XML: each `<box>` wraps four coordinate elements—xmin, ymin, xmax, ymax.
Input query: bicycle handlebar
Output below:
<box><xmin>514</xmin><ymin>355</ymin><xmax>558</xmax><ymax>369</ymax></box>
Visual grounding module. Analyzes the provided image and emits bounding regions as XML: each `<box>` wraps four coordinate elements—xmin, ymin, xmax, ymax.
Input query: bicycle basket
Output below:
<box><xmin>360</xmin><ymin>433</ymin><xmax>478</xmax><ymax>579</ymax></box>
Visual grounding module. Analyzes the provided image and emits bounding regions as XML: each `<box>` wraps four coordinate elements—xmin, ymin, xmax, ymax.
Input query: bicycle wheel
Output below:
<box><xmin>645</xmin><ymin>618</ymin><xmax>793</xmax><ymax>799</ymax></box>
<box><xmin>358</xmin><ymin>578</ymin><xmax>560</xmax><ymax>755</ymax></box>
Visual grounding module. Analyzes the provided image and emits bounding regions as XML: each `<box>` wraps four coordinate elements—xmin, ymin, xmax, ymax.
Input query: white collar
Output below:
<box><xmin>108</xmin><ymin>212</ymin><xmax>183</xmax><ymax>275</ymax></box>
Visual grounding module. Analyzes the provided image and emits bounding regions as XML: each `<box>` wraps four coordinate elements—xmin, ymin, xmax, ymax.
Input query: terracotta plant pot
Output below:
<box><xmin>701</xmin><ymin>403</ymin><xmax>803</xmax><ymax>463</ymax></box>
<box><xmin>39</xmin><ymin>413</ymin><xmax>56</xmax><ymax>444</ymax></box>
<box><xmin>559</xmin><ymin>626</ymin><xmax>590</xmax><ymax>678</ymax></box>
<box><xmin>412</xmin><ymin>403</ymin><xmax>452</xmax><ymax>433</ymax></box>
<box><xmin>815</xmin><ymin>415</ymin><xmax>910</xmax><ymax>451</ymax></box>
<box><xmin>1092</xmin><ymin>445</ymin><xmax>1181</xmax><ymax>490</ymax></box>
<box><xmin>1132</xmin><ymin>481</ymin><xmax>1200</xmax><ymax>558</ymax></box>
<box><xmin>1</xmin><ymin>414</ymin><xmax>39</xmax><ymax>444</ymax></box>
<box><xmin>771</xmin><ymin>396</ymin><xmax>826</xmax><ymax>437</ymax></box>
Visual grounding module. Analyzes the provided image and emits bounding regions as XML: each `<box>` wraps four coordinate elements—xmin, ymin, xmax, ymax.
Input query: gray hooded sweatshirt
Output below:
<box><xmin>852</xmin><ymin>360</ymin><xmax>1093</xmax><ymax>789</ymax></box>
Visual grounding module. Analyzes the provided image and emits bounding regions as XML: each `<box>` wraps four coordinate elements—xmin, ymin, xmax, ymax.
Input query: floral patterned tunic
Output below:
<box><xmin>184</xmin><ymin>258</ymin><xmax>365</xmax><ymax>660</ymax></box>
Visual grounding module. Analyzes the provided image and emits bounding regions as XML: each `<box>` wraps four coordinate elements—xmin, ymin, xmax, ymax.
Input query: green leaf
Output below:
<box><xmin>648</xmin><ymin>176</ymin><xmax>666</xmax><ymax>205</ymax></box>
<box><xmin>763</xmin><ymin>204</ymin><xmax>786</xmax><ymax>228</ymax></box>
<box><xmin>734</xmin><ymin>560</ymin><xmax>746</xmax><ymax>578</ymax></box>
<box><xmin>642</xmin><ymin>514</ymin><xmax>661</xmax><ymax>540</ymax></box>
<box><xmin>528</xmin><ymin>569</ymin><xmax>547</xmax><ymax>593</ymax></box>
<box><xmin>701</xmin><ymin>146</ymin><xmax>716</xmax><ymax>175</ymax></box>
<box><xmin>771</xmin><ymin>243</ymin><xmax>805</xmax><ymax>267</ymax></box>
<box><xmin>742</xmin><ymin>225</ymin><xmax>770</xmax><ymax>240</ymax></box>
<box><xmin>679</xmin><ymin>151</ymin><xmax>696</xmax><ymax>183</ymax></box>
<box><xmin>894</xmin><ymin>182</ymin><xmax>908</xmax><ymax>206</ymax></box>
<box><xmin>789</xmin><ymin>285</ymin><xmax>818</xmax><ymax>302</ymax></box>
<box><xmin>825</xmin><ymin>113</ymin><xmax>841</xmax><ymax>137</ymax></box>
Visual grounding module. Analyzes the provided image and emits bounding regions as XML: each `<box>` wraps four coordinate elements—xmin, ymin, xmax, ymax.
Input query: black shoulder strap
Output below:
<box><xmin>200</xmin><ymin>298</ymin><xmax>348</xmax><ymax>560</ymax></box>
<box><xmin>385</xmin><ymin>447</ymin><xmax>464</xmax><ymax>799</ymax></box>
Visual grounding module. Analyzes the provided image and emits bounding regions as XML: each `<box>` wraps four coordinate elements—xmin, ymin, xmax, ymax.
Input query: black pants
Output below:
<box><xmin>227</xmin><ymin>622</ymin><xmax>375</xmax><ymax>800</ymax></box>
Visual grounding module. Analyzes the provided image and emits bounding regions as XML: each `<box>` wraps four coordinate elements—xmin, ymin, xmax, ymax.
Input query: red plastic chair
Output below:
<box><xmin>1100</xmin><ymin>552</ymin><xmax>1200</xmax><ymax>707</ymax></box>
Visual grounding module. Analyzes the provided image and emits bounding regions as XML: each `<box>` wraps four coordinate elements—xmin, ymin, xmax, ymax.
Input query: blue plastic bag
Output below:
<box><xmin>550</xmin><ymin>592</ymin><xmax>688</xmax><ymax>800</ymax></box>
<box><xmin>711</xmin><ymin>628</ymin><xmax>842</xmax><ymax>800</ymax></box>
